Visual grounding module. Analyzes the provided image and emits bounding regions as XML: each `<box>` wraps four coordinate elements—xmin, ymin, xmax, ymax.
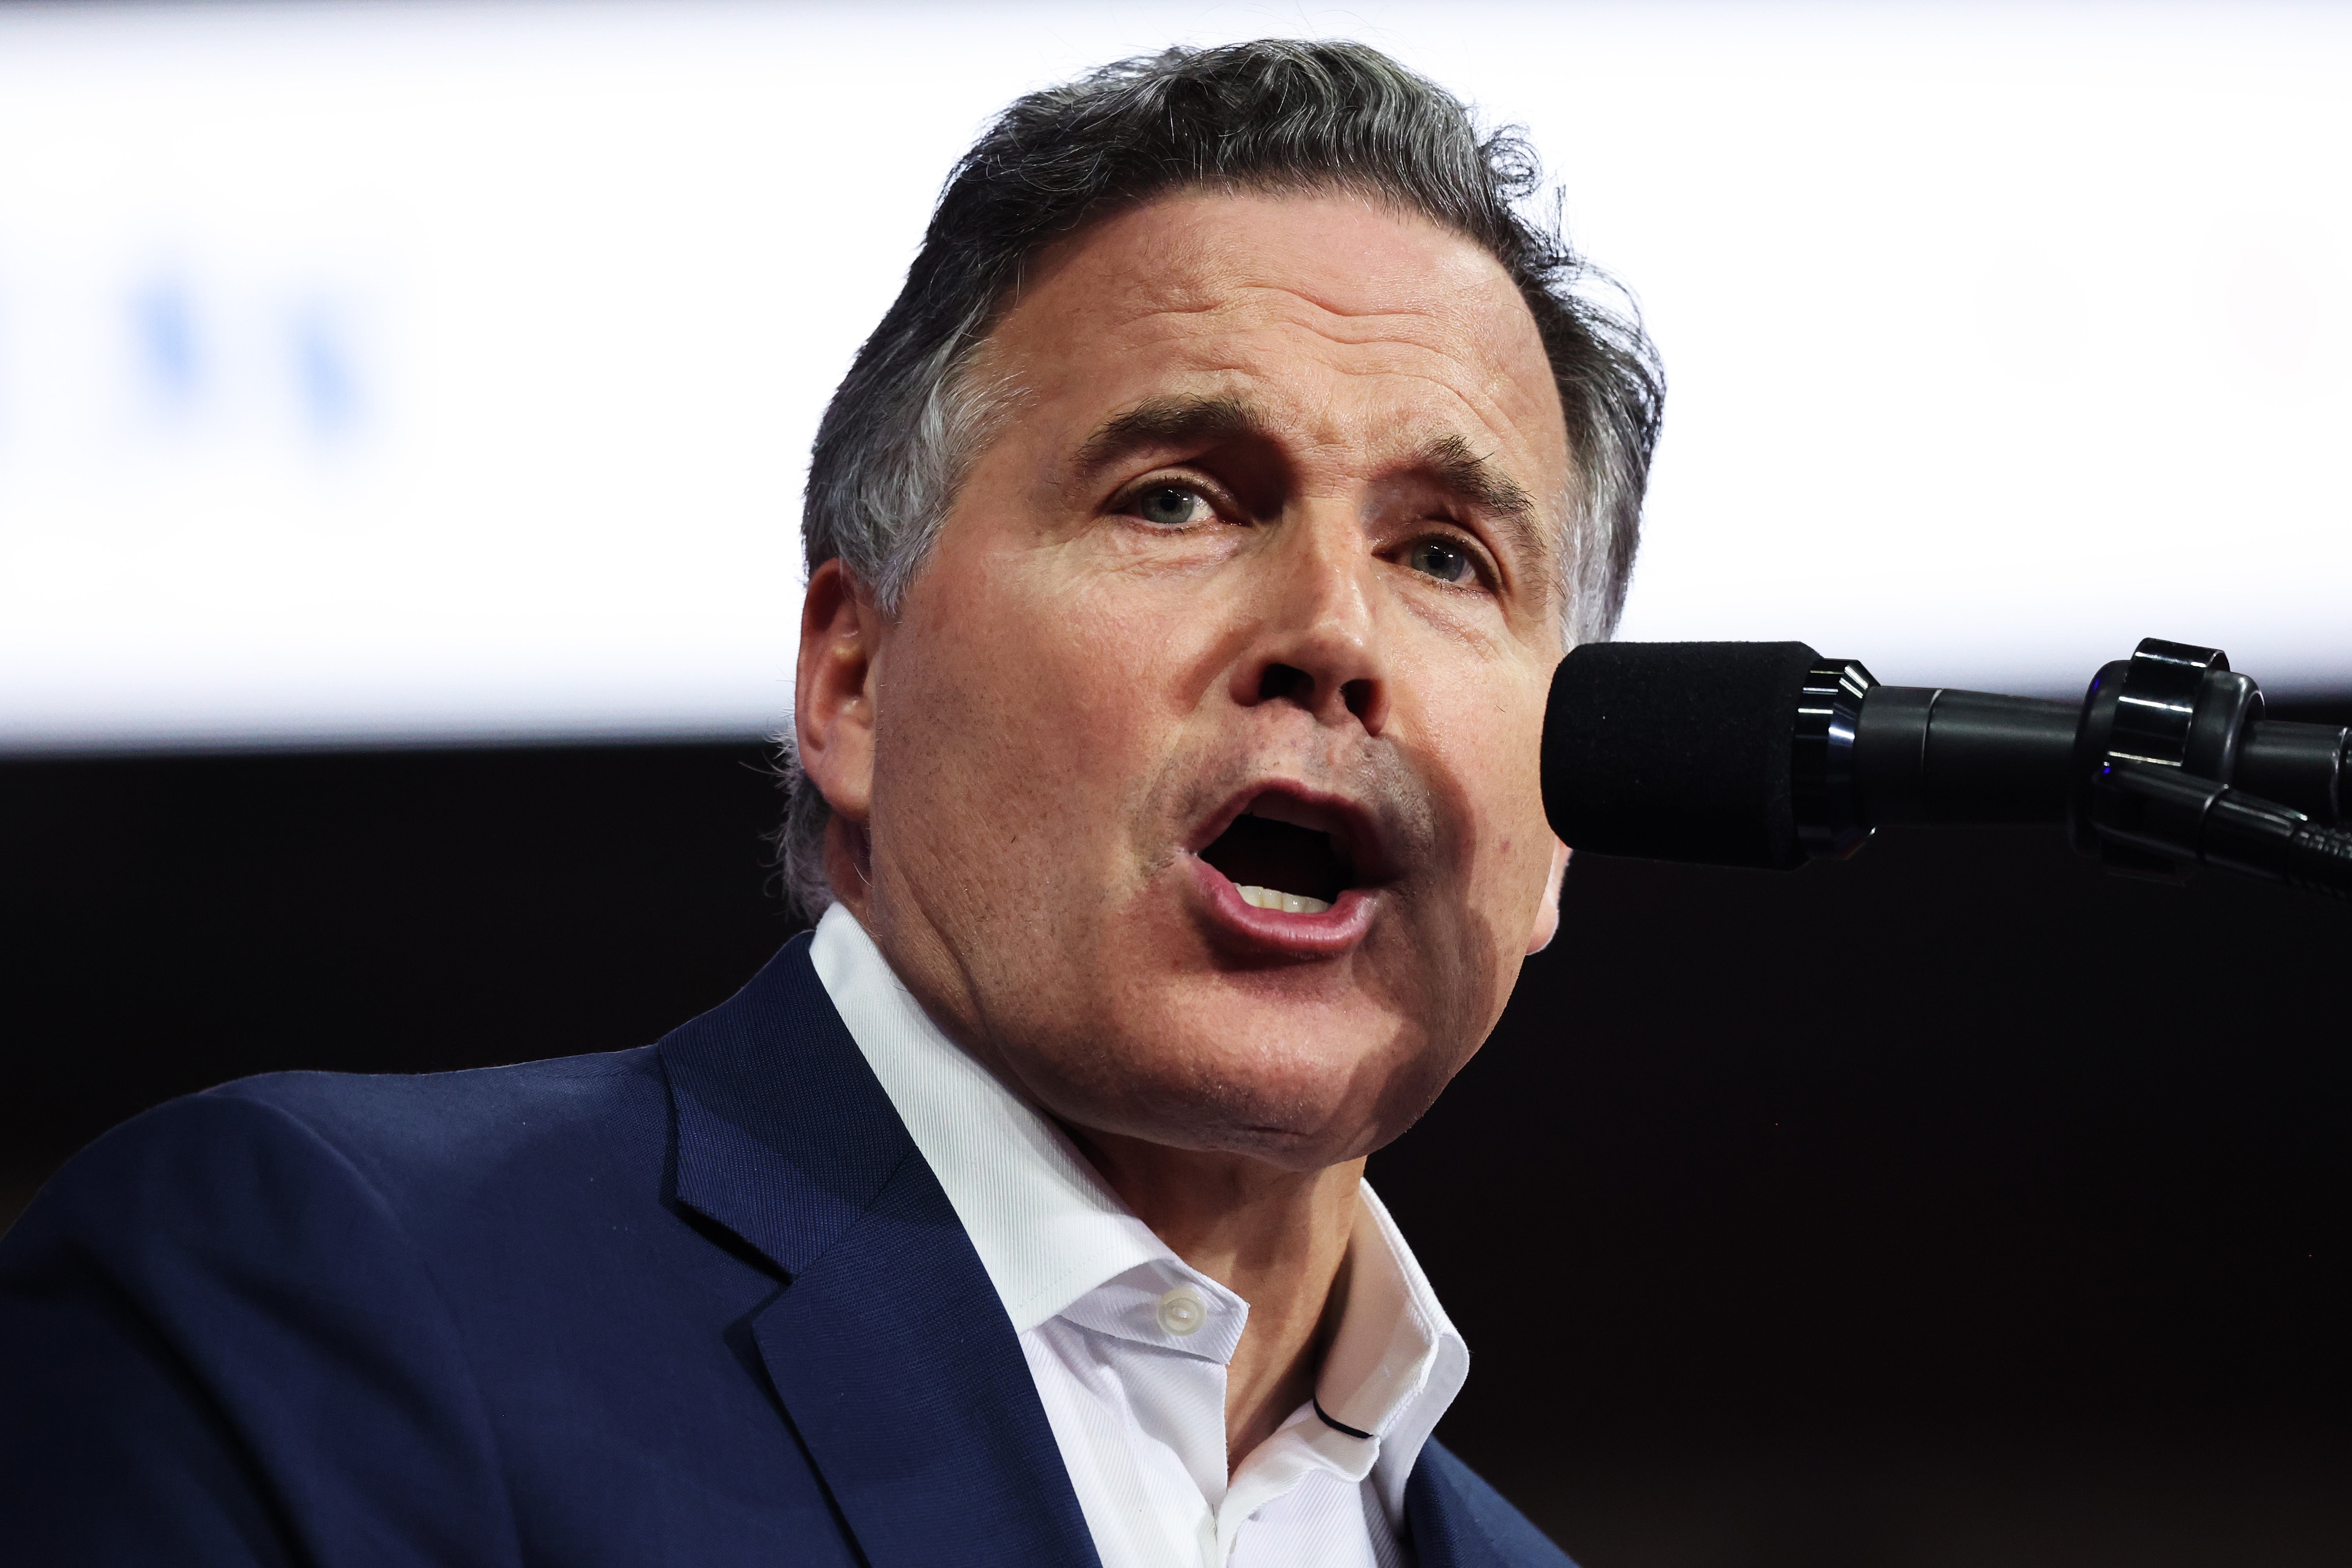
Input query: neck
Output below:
<box><xmin>1064</xmin><ymin>1125</ymin><xmax>1364</xmax><ymax>1472</ymax></box>
<box><xmin>831</xmin><ymin>867</ymin><xmax>1368</xmax><ymax>1472</ymax></box>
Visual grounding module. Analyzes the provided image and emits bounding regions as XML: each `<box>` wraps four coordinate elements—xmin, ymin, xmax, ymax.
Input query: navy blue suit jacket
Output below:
<box><xmin>0</xmin><ymin>936</ymin><xmax>1571</xmax><ymax>1567</ymax></box>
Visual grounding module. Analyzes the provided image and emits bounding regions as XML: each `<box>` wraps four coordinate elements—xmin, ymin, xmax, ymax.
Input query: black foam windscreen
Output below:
<box><xmin>1541</xmin><ymin>641</ymin><xmax>1823</xmax><ymax>869</ymax></box>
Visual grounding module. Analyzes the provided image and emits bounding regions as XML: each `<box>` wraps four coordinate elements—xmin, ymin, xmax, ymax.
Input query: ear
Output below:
<box><xmin>1524</xmin><ymin>837</ymin><xmax>1572</xmax><ymax>956</ymax></box>
<box><xmin>794</xmin><ymin>558</ymin><xmax>885</xmax><ymax>827</ymax></box>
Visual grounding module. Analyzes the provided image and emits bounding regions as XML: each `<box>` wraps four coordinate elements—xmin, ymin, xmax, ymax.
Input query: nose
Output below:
<box><xmin>1226</xmin><ymin>516</ymin><xmax>1392</xmax><ymax>736</ymax></box>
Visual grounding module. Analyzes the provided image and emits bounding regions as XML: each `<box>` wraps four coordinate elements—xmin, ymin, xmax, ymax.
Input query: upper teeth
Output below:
<box><xmin>1237</xmin><ymin>885</ymin><xmax>1330</xmax><ymax>915</ymax></box>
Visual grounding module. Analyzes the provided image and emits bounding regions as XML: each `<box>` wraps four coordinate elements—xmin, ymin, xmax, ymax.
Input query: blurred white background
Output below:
<box><xmin>3</xmin><ymin>0</ymin><xmax>2347</xmax><ymax>751</ymax></box>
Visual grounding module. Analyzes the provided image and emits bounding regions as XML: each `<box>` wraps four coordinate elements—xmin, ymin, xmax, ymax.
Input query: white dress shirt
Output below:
<box><xmin>810</xmin><ymin>905</ymin><xmax>1469</xmax><ymax>1568</ymax></box>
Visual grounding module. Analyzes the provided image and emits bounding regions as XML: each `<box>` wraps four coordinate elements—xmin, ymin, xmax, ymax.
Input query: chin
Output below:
<box><xmin>973</xmin><ymin>881</ymin><xmax>1504</xmax><ymax>1170</ymax></box>
<box><xmin>1067</xmin><ymin>999</ymin><xmax>1469</xmax><ymax>1171</ymax></box>
<box><xmin>1097</xmin><ymin>1099</ymin><xmax>1384</xmax><ymax>1172</ymax></box>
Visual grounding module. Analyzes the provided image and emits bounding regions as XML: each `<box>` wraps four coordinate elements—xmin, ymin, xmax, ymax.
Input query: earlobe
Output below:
<box><xmin>1524</xmin><ymin>837</ymin><xmax>1571</xmax><ymax>955</ymax></box>
<box><xmin>794</xmin><ymin>559</ymin><xmax>883</xmax><ymax>824</ymax></box>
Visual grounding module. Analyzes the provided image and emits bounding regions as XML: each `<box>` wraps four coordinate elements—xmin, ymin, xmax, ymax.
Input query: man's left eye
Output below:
<box><xmin>1406</xmin><ymin>538</ymin><xmax>1477</xmax><ymax>585</ymax></box>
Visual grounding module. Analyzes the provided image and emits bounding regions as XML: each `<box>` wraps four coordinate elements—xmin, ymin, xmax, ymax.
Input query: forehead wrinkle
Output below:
<box><xmin>1304</xmin><ymin>350</ymin><xmax>1552</xmax><ymax>451</ymax></box>
<box><xmin>1103</xmin><ymin>309</ymin><xmax>1551</xmax><ymax>458</ymax></box>
<box><xmin>1131</xmin><ymin>287</ymin><xmax>1488</xmax><ymax>358</ymax></box>
<box><xmin>1134</xmin><ymin>290</ymin><xmax>1552</xmax><ymax>431</ymax></box>
<box><xmin>1225</xmin><ymin>278</ymin><xmax>1459</xmax><ymax>328</ymax></box>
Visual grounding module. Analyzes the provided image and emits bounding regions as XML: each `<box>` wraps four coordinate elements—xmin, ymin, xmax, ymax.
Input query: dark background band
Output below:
<box><xmin>4</xmin><ymin>726</ymin><xmax>2345</xmax><ymax>1565</ymax></box>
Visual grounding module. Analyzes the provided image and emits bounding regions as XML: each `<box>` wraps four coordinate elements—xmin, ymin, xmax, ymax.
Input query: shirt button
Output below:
<box><xmin>1156</xmin><ymin>1285</ymin><xmax>1208</xmax><ymax>1337</ymax></box>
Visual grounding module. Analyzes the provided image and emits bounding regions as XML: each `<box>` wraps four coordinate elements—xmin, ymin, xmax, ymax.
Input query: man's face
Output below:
<box><xmin>818</xmin><ymin>188</ymin><xmax>1571</xmax><ymax>1171</ymax></box>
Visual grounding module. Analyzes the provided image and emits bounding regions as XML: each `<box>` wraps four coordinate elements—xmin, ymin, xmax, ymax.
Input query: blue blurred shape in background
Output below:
<box><xmin>0</xmin><ymin>0</ymin><xmax>2347</xmax><ymax>754</ymax></box>
<box><xmin>134</xmin><ymin>278</ymin><xmax>201</xmax><ymax>409</ymax></box>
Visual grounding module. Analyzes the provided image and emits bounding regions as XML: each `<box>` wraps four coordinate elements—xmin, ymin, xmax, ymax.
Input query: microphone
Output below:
<box><xmin>1541</xmin><ymin>637</ymin><xmax>2352</xmax><ymax>896</ymax></box>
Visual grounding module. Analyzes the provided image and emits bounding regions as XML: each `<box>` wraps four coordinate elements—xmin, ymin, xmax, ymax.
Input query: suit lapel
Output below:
<box><xmin>1406</xmin><ymin>1449</ymin><xmax>1477</xmax><ymax>1568</ymax></box>
<box><xmin>662</xmin><ymin>935</ymin><xmax>1100</xmax><ymax>1568</ymax></box>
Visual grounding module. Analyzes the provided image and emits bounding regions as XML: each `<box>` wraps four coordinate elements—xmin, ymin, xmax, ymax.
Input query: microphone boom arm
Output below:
<box><xmin>1542</xmin><ymin>635</ymin><xmax>2352</xmax><ymax>898</ymax></box>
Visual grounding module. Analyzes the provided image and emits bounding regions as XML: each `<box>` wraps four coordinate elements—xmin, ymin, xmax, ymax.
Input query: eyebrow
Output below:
<box><xmin>1072</xmin><ymin>394</ymin><xmax>1270</xmax><ymax>480</ymax></box>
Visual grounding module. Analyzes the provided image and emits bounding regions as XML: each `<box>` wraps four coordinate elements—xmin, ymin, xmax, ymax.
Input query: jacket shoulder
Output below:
<box><xmin>1410</xmin><ymin>1439</ymin><xmax>1578</xmax><ymax>1568</ymax></box>
<box><xmin>0</xmin><ymin>1063</ymin><xmax>585</xmax><ymax>1565</ymax></box>
<box><xmin>0</xmin><ymin>1036</ymin><xmax>819</xmax><ymax>1566</ymax></box>
<box><xmin>209</xmin><ymin>1043</ymin><xmax>668</xmax><ymax>1181</ymax></box>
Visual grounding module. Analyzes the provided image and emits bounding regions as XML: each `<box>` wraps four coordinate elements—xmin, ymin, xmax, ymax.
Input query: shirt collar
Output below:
<box><xmin>808</xmin><ymin>904</ymin><xmax>1468</xmax><ymax>1523</ymax></box>
<box><xmin>810</xmin><ymin>904</ymin><xmax>1164</xmax><ymax>1330</ymax></box>
<box><xmin>1320</xmin><ymin>1181</ymin><xmax>1470</xmax><ymax>1525</ymax></box>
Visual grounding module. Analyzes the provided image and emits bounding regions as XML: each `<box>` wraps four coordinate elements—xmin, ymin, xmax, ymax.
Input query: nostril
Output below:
<box><xmin>1258</xmin><ymin>664</ymin><xmax>1310</xmax><ymax>704</ymax></box>
<box><xmin>1341</xmin><ymin>679</ymin><xmax>1374</xmax><ymax>720</ymax></box>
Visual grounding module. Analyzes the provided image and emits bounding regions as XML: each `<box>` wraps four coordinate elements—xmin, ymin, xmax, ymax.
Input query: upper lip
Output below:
<box><xmin>1188</xmin><ymin>779</ymin><xmax>1396</xmax><ymax>888</ymax></box>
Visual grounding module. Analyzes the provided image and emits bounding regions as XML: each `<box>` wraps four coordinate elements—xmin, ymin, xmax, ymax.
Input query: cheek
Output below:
<box><xmin>886</xmin><ymin>543</ymin><xmax>1195</xmax><ymax>873</ymax></box>
<box><xmin>1410</xmin><ymin>672</ymin><xmax>1552</xmax><ymax>897</ymax></box>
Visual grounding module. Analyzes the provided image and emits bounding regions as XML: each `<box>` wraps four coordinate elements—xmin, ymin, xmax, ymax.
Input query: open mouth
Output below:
<box><xmin>1198</xmin><ymin>797</ymin><xmax>1356</xmax><ymax>915</ymax></box>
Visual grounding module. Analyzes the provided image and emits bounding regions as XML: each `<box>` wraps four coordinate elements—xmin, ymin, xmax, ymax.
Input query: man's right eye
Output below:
<box><xmin>1132</xmin><ymin>485</ymin><xmax>1211</xmax><ymax>528</ymax></box>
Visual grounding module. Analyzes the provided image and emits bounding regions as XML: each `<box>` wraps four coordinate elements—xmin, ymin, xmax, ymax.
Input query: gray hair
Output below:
<box><xmin>777</xmin><ymin>38</ymin><xmax>1665</xmax><ymax>922</ymax></box>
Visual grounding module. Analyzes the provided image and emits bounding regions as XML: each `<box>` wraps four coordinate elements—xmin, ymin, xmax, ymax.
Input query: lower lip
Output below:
<box><xmin>1186</xmin><ymin>856</ymin><xmax>1378</xmax><ymax>957</ymax></box>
